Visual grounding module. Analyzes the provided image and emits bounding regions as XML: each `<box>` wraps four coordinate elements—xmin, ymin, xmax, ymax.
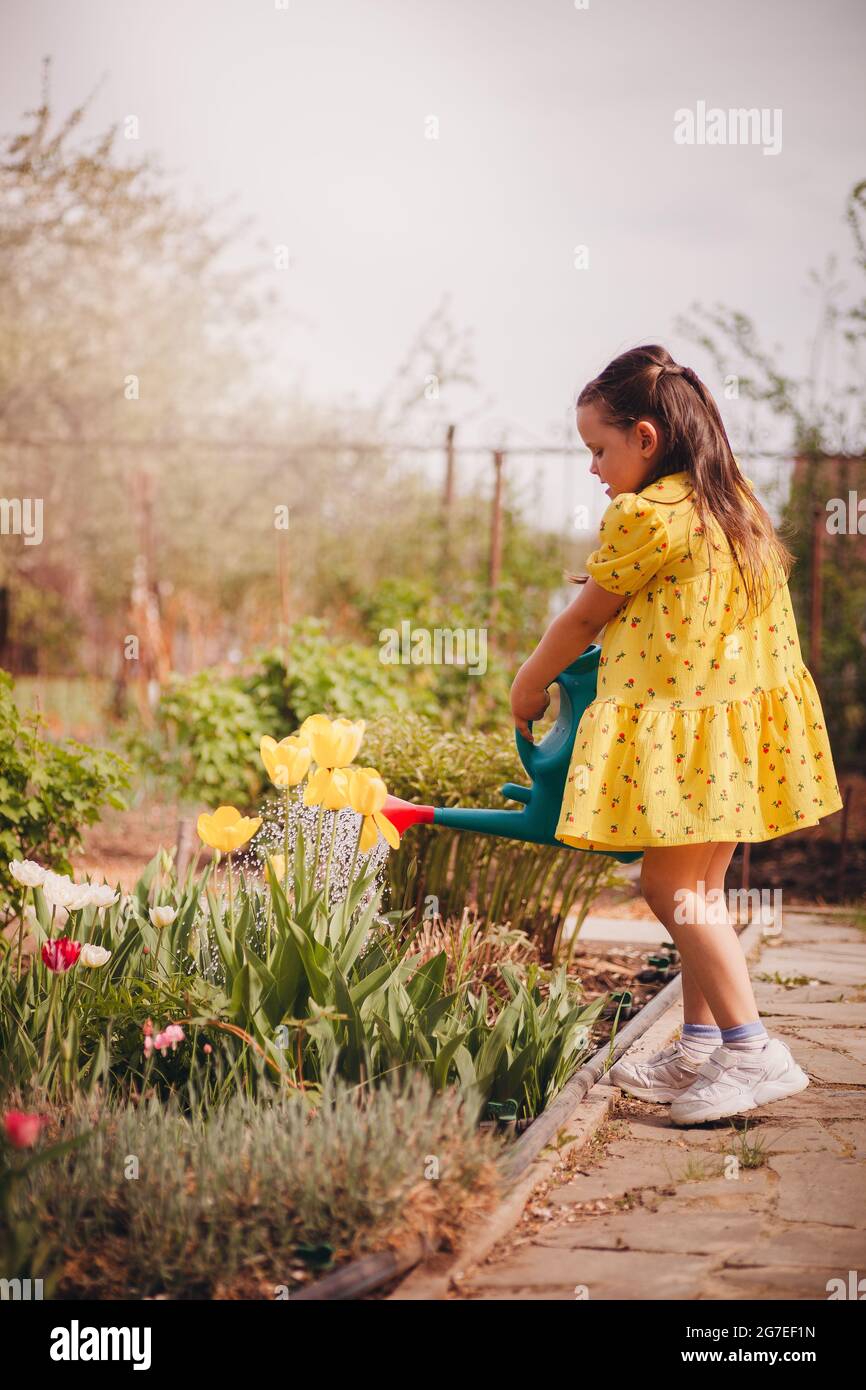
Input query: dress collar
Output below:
<box><xmin>638</xmin><ymin>469</ymin><xmax>693</xmax><ymax>502</ymax></box>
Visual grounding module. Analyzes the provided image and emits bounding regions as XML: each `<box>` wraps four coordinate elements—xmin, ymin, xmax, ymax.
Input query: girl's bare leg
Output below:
<box><xmin>679</xmin><ymin>841</ymin><xmax>739</xmax><ymax>1026</ymax></box>
<box><xmin>640</xmin><ymin>842</ymin><xmax>760</xmax><ymax>1031</ymax></box>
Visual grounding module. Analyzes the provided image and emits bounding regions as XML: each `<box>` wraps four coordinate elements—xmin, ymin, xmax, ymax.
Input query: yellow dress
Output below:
<box><xmin>555</xmin><ymin>470</ymin><xmax>843</xmax><ymax>851</ymax></box>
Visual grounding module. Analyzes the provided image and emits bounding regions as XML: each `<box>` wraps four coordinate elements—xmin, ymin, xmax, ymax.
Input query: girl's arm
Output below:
<box><xmin>510</xmin><ymin>578</ymin><xmax>626</xmax><ymax>740</ymax></box>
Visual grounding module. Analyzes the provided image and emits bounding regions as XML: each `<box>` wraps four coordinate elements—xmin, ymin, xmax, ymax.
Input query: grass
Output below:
<box><xmin>7</xmin><ymin>1074</ymin><xmax>501</xmax><ymax>1299</ymax></box>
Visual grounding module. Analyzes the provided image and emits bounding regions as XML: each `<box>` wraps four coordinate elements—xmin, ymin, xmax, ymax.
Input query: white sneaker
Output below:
<box><xmin>608</xmin><ymin>1041</ymin><xmax>703</xmax><ymax>1103</ymax></box>
<box><xmin>669</xmin><ymin>1038</ymin><xmax>810</xmax><ymax>1125</ymax></box>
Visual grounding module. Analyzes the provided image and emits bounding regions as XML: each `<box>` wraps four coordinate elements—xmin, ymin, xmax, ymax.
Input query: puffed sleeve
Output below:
<box><xmin>585</xmin><ymin>493</ymin><xmax>670</xmax><ymax>597</ymax></box>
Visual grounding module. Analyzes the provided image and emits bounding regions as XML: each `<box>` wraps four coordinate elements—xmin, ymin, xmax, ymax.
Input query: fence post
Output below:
<box><xmin>488</xmin><ymin>449</ymin><xmax>505</xmax><ymax>634</ymax></box>
<box><xmin>175</xmin><ymin>817</ymin><xmax>196</xmax><ymax>883</ymax></box>
<box><xmin>441</xmin><ymin>424</ymin><xmax>456</xmax><ymax>582</ymax></box>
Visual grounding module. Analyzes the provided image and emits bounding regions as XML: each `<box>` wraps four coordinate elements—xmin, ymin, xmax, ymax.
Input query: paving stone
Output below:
<box><xmin>774</xmin><ymin>917</ymin><xmax>864</xmax><ymax>945</ymax></box>
<box><xmin>723</xmin><ymin>1221</ymin><xmax>866</xmax><ymax>1269</ymax></box>
<box><xmin>748</xmin><ymin>1088</ymin><xmax>863</xmax><ymax>1122</ymax></box>
<box><xmin>462</xmin><ymin>1287</ymin><xmax>580</xmax><ymax>1301</ymax></box>
<box><xmin>754</xmin><ymin>946</ymin><xmax>866</xmax><ymax>988</ymax></box>
<box><xmin>823</xmin><ymin>1120</ymin><xmax>866</xmax><ymax>1156</ymax></box>
<box><xmin>757</xmin><ymin>1002</ymin><xmax>866</xmax><ymax>1026</ymax></box>
<box><xmin>769</xmin><ymin>1154</ymin><xmax>866</xmax><ymax>1227</ymax></box>
<box><xmin>468</xmin><ymin>1246</ymin><xmax>715</xmax><ymax>1298</ymax></box>
<box><xmin>781</xmin><ymin>1042</ymin><xmax>865</xmax><ymax>1085</ymax></box>
<box><xmin>534</xmin><ymin>1208</ymin><xmax>764</xmax><ymax>1257</ymax></box>
<box><xmin>754</xmin><ymin>983</ymin><xmax>854</xmax><ymax>1007</ymax></box>
<box><xmin>708</xmin><ymin>1264</ymin><xmax>841</xmax><ymax>1299</ymax></box>
<box><xmin>786</xmin><ymin>1027</ymin><xmax>866</xmax><ymax>1066</ymax></box>
<box><xmin>550</xmin><ymin>1163</ymin><xmax>771</xmax><ymax>1207</ymax></box>
<box><xmin>663</xmin><ymin>1169</ymin><xmax>776</xmax><ymax>1203</ymax></box>
<box><xmin>728</xmin><ymin>1119</ymin><xmax>849</xmax><ymax>1155</ymax></box>
<box><xmin>618</xmin><ymin>1112</ymin><xmax>725</xmax><ymax>1147</ymax></box>
<box><xmin>453</xmin><ymin>913</ymin><xmax>866</xmax><ymax>1303</ymax></box>
<box><xmin>548</xmin><ymin>1140</ymin><xmax>730</xmax><ymax>1204</ymax></box>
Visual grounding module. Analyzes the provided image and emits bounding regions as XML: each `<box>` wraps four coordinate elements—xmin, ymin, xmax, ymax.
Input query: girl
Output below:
<box><xmin>510</xmin><ymin>345</ymin><xmax>843</xmax><ymax>1125</ymax></box>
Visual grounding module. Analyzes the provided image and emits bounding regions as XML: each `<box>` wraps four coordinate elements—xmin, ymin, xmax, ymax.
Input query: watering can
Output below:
<box><xmin>381</xmin><ymin>643</ymin><xmax>642</xmax><ymax>864</ymax></box>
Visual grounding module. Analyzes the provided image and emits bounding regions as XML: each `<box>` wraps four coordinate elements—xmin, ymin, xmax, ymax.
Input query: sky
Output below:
<box><xmin>1</xmin><ymin>0</ymin><xmax>864</xmax><ymax>530</ymax></box>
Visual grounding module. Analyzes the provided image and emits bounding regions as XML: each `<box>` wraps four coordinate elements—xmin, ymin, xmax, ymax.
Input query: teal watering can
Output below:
<box><xmin>381</xmin><ymin>644</ymin><xmax>642</xmax><ymax>864</ymax></box>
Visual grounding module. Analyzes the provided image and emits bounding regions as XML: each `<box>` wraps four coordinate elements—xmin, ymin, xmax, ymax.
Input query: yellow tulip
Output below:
<box><xmin>197</xmin><ymin>806</ymin><xmax>263</xmax><ymax>854</ymax></box>
<box><xmin>297</xmin><ymin>714</ymin><xmax>365</xmax><ymax>769</ymax></box>
<box><xmin>347</xmin><ymin>766</ymin><xmax>400</xmax><ymax>852</ymax></box>
<box><xmin>266</xmin><ymin>853</ymin><xmax>286</xmax><ymax>882</ymax></box>
<box><xmin>303</xmin><ymin>766</ymin><xmax>350</xmax><ymax>810</ymax></box>
<box><xmin>259</xmin><ymin>734</ymin><xmax>312</xmax><ymax>789</ymax></box>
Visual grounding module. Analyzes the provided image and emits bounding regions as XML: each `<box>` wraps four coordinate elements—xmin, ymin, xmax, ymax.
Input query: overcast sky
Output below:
<box><xmin>2</xmin><ymin>0</ymin><xmax>864</xmax><ymax>529</ymax></box>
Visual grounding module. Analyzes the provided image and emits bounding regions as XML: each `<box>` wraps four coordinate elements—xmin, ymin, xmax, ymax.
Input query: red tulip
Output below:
<box><xmin>4</xmin><ymin>1110</ymin><xmax>44</xmax><ymax>1149</ymax></box>
<box><xmin>41</xmin><ymin>937</ymin><xmax>82</xmax><ymax>973</ymax></box>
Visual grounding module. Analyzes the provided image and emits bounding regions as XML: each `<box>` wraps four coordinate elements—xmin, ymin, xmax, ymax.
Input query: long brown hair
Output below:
<box><xmin>575</xmin><ymin>344</ymin><xmax>793</xmax><ymax>617</ymax></box>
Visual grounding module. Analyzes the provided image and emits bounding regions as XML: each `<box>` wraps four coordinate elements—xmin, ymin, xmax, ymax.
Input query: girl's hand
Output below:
<box><xmin>510</xmin><ymin>670</ymin><xmax>551</xmax><ymax>742</ymax></box>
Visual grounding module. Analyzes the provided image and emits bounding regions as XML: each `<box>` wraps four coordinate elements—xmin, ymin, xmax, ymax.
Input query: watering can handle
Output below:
<box><xmin>513</xmin><ymin>645</ymin><xmax>601</xmax><ymax>777</ymax></box>
<box><xmin>519</xmin><ymin>696</ymin><xmax>549</xmax><ymax>748</ymax></box>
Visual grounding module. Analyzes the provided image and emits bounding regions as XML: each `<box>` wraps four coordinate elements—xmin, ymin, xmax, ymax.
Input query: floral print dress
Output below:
<box><xmin>555</xmin><ymin>470</ymin><xmax>843</xmax><ymax>850</ymax></box>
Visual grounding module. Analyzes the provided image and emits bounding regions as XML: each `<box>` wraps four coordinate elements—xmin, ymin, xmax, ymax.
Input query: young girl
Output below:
<box><xmin>510</xmin><ymin>345</ymin><xmax>843</xmax><ymax>1125</ymax></box>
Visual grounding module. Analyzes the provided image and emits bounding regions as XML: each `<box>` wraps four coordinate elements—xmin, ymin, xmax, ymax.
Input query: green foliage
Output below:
<box><xmin>126</xmin><ymin>670</ymin><xmax>269</xmax><ymax>807</ymax></box>
<box><xmin>448</xmin><ymin>964</ymin><xmax>605</xmax><ymax>1118</ymax></box>
<box><xmin>1</xmin><ymin>829</ymin><xmax>607</xmax><ymax>1121</ymax></box>
<box><xmin>245</xmin><ymin>618</ymin><xmax>428</xmax><ymax>727</ymax></box>
<box><xmin>127</xmin><ymin>620</ymin><xmax>443</xmax><ymax>805</ymax></box>
<box><xmin>362</xmin><ymin>709</ymin><xmax>520</xmax><ymax>807</ymax></box>
<box><xmin>0</xmin><ymin>670</ymin><xmax>129</xmax><ymax>902</ymax></box>
<box><xmin>0</xmin><ymin>1122</ymin><xmax>95</xmax><ymax>1294</ymax></box>
<box><xmin>677</xmin><ymin>179</ymin><xmax>866</xmax><ymax>772</ymax></box>
<box><xmin>8</xmin><ymin>1077</ymin><xmax>497</xmax><ymax>1297</ymax></box>
<box><xmin>361</xmin><ymin>709</ymin><xmax>626</xmax><ymax>949</ymax></box>
<box><xmin>783</xmin><ymin>465</ymin><xmax>866</xmax><ymax>770</ymax></box>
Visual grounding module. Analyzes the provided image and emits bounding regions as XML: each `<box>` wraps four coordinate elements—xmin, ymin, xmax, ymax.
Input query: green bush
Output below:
<box><xmin>126</xmin><ymin>620</ymin><xmax>437</xmax><ymax>805</ymax></box>
<box><xmin>361</xmin><ymin>710</ymin><xmax>625</xmax><ymax>952</ymax></box>
<box><xmin>0</xmin><ymin>670</ymin><xmax>129</xmax><ymax>903</ymax></box>
<box><xmin>244</xmin><ymin>617</ymin><xmax>430</xmax><ymax>725</ymax></box>
<box><xmin>7</xmin><ymin>1077</ymin><xmax>499</xmax><ymax>1297</ymax></box>
<box><xmin>126</xmin><ymin>670</ymin><xmax>268</xmax><ymax>808</ymax></box>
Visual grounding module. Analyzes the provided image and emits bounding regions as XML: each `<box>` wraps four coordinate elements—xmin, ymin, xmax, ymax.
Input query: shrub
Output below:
<box><xmin>0</xmin><ymin>670</ymin><xmax>129</xmax><ymax>903</ymax></box>
<box><xmin>361</xmin><ymin>711</ymin><xmax>625</xmax><ymax>952</ymax></box>
<box><xmin>10</xmin><ymin>1078</ymin><xmax>499</xmax><ymax>1297</ymax></box>
<box><xmin>126</xmin><ymin>670</ymin><xmax>267</xmax><ymax>807</ymax></box>
<box><xmin>244</xmin><ymin>617</ymin><xmax>429</xmax><ymax>725</ymax></box>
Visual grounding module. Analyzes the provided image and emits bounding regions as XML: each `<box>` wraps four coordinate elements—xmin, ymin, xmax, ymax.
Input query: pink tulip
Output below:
<box><xmin>41</xmin><ymin>937</ymin><xmax>82</xmax><ymax>973</ymax></box>
<box><xmin>162</xmin><ymin>1024</ymin><xmax>185</xmax><ymax>1050</ymax></box>
<box><xmin>4</xmin><ymin>1110</ymin><xmax>44</xmax><ymax>1149</ymax></box>
<box><xmin>144</xmin><ymin>1020</ymin><xmax>185</xmax><ymax>1057</ymax></box>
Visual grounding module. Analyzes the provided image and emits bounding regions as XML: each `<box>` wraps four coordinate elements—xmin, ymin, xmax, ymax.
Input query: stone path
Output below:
<box><xmin>451</xmin><ymin>908</ymin><xmax>866</xmax><ymax>1301</ymax></box>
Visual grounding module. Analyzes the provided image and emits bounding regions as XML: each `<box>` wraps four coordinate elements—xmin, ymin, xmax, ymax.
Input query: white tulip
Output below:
<box><xmin>149</xmin><ymin>905</ymin><xmax>177</xmax><ymax>929</ymax></box>
<box><xmin>67</xmin><ymin>884</ymin><xmax>98</xmax><ymax>911</ymax></box>
<box><xmin>8</xmin><ymin>859</ymin><xmax>47</xmax><ymax>888</ymax></box>
<box><xmin>84</xmin><ymin>884</ymin><xmax>120</xmax><ymax>911</ymax></box>
<box><xmin>80</xmin><ymin>943</ymin><xmax>112</xmax><ymax>968</ymax></box>
<box><xmin>41</xmin><ymin>872</ymin><xmax>83</xmax><ymax>909</ymax></box>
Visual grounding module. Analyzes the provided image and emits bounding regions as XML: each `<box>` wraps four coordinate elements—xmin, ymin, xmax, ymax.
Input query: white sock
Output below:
<box><xmin>679</xmin><ymin>1023</ymin><xmax>723</xmax><ymax>1068</ymax></box>
<box><xmin>721</xmin><ymin>1021</ymin><xmax>769</xmax><ymax>1054</ymax></box>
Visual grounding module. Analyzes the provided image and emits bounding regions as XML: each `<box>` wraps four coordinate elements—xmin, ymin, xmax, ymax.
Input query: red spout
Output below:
<box><xmin>380</xmin><ymin>794</ymin><xmax>436</xmax><ymax>833</ymax></box>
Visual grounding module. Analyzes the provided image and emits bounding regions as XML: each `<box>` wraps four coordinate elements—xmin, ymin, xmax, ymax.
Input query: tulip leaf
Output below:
<box><xmin>285</xmin><ymin>919</ymin><xmax>332</xmax><ymax>1007</ymax></box>
<box><xmin>431</xmin><ymin>1030</ymin><xmax>469</xmax><ymax>1090</ymax></box>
